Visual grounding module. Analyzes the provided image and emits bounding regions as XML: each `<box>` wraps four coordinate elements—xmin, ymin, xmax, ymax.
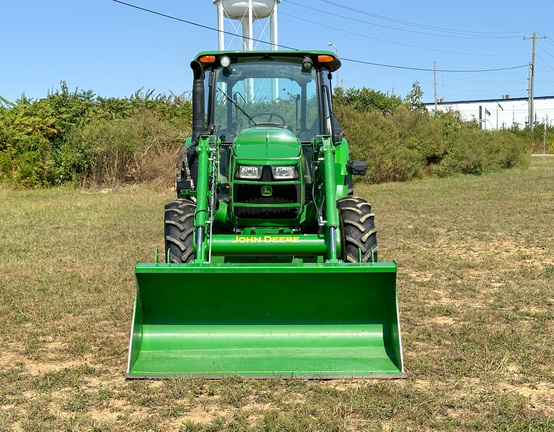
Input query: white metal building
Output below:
<box><xmin>424</xmin><ymin>96</ymin><xmax>554</xmax><ymax>130</ymax></box>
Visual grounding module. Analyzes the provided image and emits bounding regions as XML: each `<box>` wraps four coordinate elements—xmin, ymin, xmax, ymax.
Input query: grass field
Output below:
<box><xmin>0</xmin><ymin>158</ymin><xmax>553</xmax><ymax>431</ymax></box>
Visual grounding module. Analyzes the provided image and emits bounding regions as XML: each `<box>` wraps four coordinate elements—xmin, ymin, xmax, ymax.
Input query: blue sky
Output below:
<box><xmin>2</xmin><ymin>0</ymin><xmax>553</xmax><ymax>103</ymax></box>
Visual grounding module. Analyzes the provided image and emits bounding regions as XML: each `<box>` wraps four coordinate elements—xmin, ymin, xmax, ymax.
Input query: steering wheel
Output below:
<box><xmin>250</xmin><ymin>112</ymin><xmax>286</xmax><ymax>127</ymax></box>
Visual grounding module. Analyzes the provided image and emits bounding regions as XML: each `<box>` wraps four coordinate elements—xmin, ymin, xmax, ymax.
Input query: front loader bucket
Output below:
<box><xmin>127</xmin><ymin>262</ymin><xmax>403</xmax><ymax>379</ymax></box>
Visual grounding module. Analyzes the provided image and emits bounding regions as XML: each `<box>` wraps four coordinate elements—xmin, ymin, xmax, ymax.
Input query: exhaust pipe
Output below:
<box><xmin>191</xmin><ymin>60</ymin><xmax>205</xmax><ymax>143</ymax></box>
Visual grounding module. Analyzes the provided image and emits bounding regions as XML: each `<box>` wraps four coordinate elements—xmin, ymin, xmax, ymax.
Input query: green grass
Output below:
<box><xmin>0</xmin><ymin>159</ymin><xmax>553</xmax><ymax>431</ymax></box>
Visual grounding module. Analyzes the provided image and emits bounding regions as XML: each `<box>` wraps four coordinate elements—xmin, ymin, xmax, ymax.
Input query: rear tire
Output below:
<box><xmin>164</xmin><ymin>199</ymin><xmax>195</xmax><ymax>263</ymax></box>
<box><xmin>338</xmin><ymin>196</ymin><xmax>378</xmax><ymax>263</ymax></box>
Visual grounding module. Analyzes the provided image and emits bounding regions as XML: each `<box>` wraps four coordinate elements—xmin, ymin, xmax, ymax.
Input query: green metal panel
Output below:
<box><xmin>127</xmin><ymin>262</ymin><xmax>403</xmax><ymax>378</ymax></box>
<box><xmin>209</xmin><ymin>234</ymin><xmax>327</xmax><ymax>256</ymax></box>
<box><xmin>234</xmin><ymin>128</ymin><xmax>301</xmax><ymax>163</ymax></box>
<box><xmin>334</xmin><ymin>139</ymin><xmax>351</xmax><ymax>200</ymax></box>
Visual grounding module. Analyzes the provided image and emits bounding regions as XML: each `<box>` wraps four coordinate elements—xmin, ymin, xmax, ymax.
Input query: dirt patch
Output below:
<box><xmin>0</xmin><ymin>346</ymin><xmax>23</xmax><ymax>369</ymax></box>
<box><xmin>500</xmin><ymin>382</ymin><xmax>554</xmax><ymax>413</ymax></box>
<box><xmin>184</xmin><ymin>404</ymin><xmax>234</xmax><ymax>424</ymax></box>
<box><xmin>86</xmin><ymin>408</ymin><xmax>122</xmax><ymax>423</ymax></box>
<box><xmin>429</xmin><ymin>316</ymin><xmax>456</xmax><ymax>325</ymax></box>
<box><xmin>0</xmin><ymin>342</ymin><xmax>97</xmax><ymax>376</ymax></box>
<box><xmin>438</xmin><ymin>238</ymin><xmax>552</xmax><ymax>268</ymax></box>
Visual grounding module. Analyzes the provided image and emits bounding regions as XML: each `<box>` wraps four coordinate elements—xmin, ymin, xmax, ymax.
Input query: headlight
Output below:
<box><xmin>220</xmin><ymin>55</ymin><xmax>231</xmax><ymax>67</ymax></box>
<box><xmin>238</xmin><ymin>165</ymin><xmax>262</xmax><ymax>179</ymax></box>
<box><xmin>271</xmin><ymin>166</ymin><xmax>296</xmax><ymax>180</ymax></box>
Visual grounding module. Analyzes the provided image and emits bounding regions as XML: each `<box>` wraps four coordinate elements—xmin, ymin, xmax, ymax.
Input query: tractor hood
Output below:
<box><xmin>233</xmin><ymin>127</ymin><xmax>301</xmax><ymax>164</ymax></box>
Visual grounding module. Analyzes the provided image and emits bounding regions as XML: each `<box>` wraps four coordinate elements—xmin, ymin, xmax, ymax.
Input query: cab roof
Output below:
<box><xmin>194</xmin><ymin>50</ymin><xmax>341</xmax><ymax>72</ymax></box>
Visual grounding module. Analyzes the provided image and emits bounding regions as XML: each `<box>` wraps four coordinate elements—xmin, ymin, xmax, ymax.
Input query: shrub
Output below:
<box><xmin>335</xmin><ymin>102</ymin><xmax>530</xmax><ymax>183</ymax></box>
<box><xmin>60</xmin><ymin>110</ymin><xmax>186</xmax><ymax>186</ymax></box>
<box><xmin>0</xmin><ymin>96</ymin><xmax>59</xmax><ymax>186</ymax></box>
<box><xmin>508</xmin><ymin>124</ymin><xmax>554</xmax><ymax>154</ymax></box>
<box><xmin>433</xmin><ymin>127</ymin><xmax>529</xmax><ymax>177</ymax></box>
<box><xmin>334</xmin><ymin>87</ymin><xmax>403</xmax><ymax>114</ymax></box>
<box><xmin>336</xmin><ymin>105</ymin><xmax>425</xmax><ymax>183</ymax></box>
<box><xmin>0</xmin><ymin>84</ymin><xmax>191</xmax><ymax>187</ymax></box>
<box><xmin>391</xmin><ymin>107</ymin><xmax>444</xmax><ymax>166</ymax></box>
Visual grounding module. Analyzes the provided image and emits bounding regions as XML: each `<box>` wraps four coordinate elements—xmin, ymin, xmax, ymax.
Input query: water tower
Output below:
<box><xmin>213</xmin><ymin>0</ymin><xmax>280</xmax><ymax>51</ymax></box>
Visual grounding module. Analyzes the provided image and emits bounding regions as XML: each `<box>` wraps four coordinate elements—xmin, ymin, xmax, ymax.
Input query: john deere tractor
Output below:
<box><xmin>127</xmin><ymin>50</ymin><xmax>404</xmax><ymax>378</ymax></box>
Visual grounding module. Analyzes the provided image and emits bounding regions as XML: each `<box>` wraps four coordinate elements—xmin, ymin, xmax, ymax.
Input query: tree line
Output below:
<box><xmin>0</xmin><ymin>81</ymin><xmax>540</xmax><ymax>187</ymax></box>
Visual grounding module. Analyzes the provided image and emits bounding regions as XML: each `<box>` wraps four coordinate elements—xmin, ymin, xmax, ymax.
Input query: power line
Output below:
<box><xmin>286</xmin><ymin>0</ymin><xmax>523</xmax><ymax>40</ymax></box>
<box><xmin>545</xmin><ymin>37</ymin><xmax>554</xmax><ymax>50</ymax></box>
<box><xmin>319</xmin><ymin>0</ymin><xmax>529</xmax><ymax>38</ymax></box>
<box><xmin>280</xmin><ymin>10</ymin><xmax>524</xmax><ymax>58</ymax></box>
<box><xmin>537</xmin><ymin>44</ymin><xmax>554</xmax><ymax>60</ymax></box>
<box><xmin>537</xmin><ymin>54</ymin><xmax>554</xmax><ymax>71</ymax></box>
<box><xmin>111</xmin><ymin>0</ymin><xmax>529</xmax><ymax>75</ymax></box>
<box><xmin>342</xmin><ymin>58</ymin><xmax>528</xmax><ymax>73</ymax></box>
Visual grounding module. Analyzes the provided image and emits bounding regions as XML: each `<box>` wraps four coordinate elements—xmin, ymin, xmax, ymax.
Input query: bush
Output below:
<box><xmin>391</xmin><ymin>106</ymin><xmax>444</xmax><ymax>167</ymax></box>
<box><xmin>0</xmin><ymin>84</ymin><xmax>191</xmax><ymax>187</ymax></box>
<box><xmin>336</xmin><ymin>105</ymin><xmax>425</xmax><ymax>183</ymax></box>
<box><xmin>334</xmin><ymin>87</ymin><xmax>403</xmax><ymax>114</ymax></box>
<box><xmin>61</xmin><ymin>110</ymin><xmax>186</xmax><ymax>186</ymax></box>
<box><xmin>433</xmin><ymin>127</ymin><xmax>529</xmax><ymax>177</ymax></box>
<box><xmin>335</xmin><ymin>103</ymin><xmax>530</xmax><ymax>183</ymax></box>
<box><xmin>0</xmin><ymin>96</ymin><xmax>57</xmax><ymax>186</ymax></box>
<box><xmin>508</xmin><ymin>124</ymin><xmax>554</xmax><ymax>154</ymax></box>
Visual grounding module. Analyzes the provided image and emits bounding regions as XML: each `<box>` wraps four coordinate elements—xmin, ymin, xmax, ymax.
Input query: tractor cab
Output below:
<box><xmin>194</xmin><ymin>51</ymin><xmax>341</xmax><ymax>144</ymax></box>
<box><xmin>185</xmin><ymin>51</ymin><xmax>344</xmax><ymax>225</ymax></box>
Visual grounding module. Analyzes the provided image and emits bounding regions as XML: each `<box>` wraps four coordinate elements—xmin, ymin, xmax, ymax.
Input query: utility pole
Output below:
<box><xmin>434</xmin><ymin>61</ymin><xmax>438</xmax><ymax>112</ymax></box>
<box><xmin>523</xmin><ymin>32</ymin><xmax>546</xmax><ymax>131</ymax></box>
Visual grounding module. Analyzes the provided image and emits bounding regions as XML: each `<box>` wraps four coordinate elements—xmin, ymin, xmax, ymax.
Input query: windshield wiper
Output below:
<box><xmin>217</xmin><ymin>87</ymin><xmax>257</xmax><ymax>126</ymax></box>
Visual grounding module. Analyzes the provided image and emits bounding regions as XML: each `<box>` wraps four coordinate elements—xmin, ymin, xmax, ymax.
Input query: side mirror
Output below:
<box><xmin>346</xmin><ymin>160</ymin><xmax>368</xmax><ymax>176</ymax></box>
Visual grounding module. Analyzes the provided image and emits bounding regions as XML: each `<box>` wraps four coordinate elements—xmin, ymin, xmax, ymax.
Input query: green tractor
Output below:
<box><xmin>127</xmin><ymin>50</ymin><xmax>404</xmax><ymax>378</ymax></box>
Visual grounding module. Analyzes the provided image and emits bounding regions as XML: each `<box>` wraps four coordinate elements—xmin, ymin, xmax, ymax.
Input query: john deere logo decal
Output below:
<box><xmin>261</xmin><ymin>186</ymin><xmax>272</xmax><ymax>196</ymax></box>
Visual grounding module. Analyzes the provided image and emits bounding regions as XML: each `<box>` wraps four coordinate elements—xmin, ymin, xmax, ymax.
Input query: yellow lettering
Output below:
<box><xmin>233</xmin><ymin>236</ymin><xmax>267</xmax><ymax>243</ymax></box>
<box><xmin>249</xmin><ymin>235</ymin><xmax>303</xmax><ymax>243</ymax></box>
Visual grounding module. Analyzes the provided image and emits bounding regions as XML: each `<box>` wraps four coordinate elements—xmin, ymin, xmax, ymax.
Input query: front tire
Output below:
<box><xmin>338</xmin><ymin>196</ymin><xmax>378</xmax><ymax>263</ymax></box>
<box><xmin>164</xmin><ymin>199</ymin><xmax>195</xmax><ymax>263</ymax></box>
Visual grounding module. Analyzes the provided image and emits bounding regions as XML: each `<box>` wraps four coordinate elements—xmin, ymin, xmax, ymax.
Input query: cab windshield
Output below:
<box><xmin>209</xmin><ymin>59</ymin><xmax>320</xmax><ymax>142</ymax></box>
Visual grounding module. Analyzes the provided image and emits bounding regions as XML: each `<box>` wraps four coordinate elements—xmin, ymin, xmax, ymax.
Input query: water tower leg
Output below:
<box><xmin>270</xmin><ymin>4</ymin><xmax>278</xmax><ymax>99</ymax></box>
<box><xmin>270</xmin><ymin>5</ymin><xmax>278</xmax><ymax>50</ymax></box>
<box><xmin>241</xmin><ymin>18</ymin><xmax>250</xmax><ymax>51</ymax></box>
<box><xmin>216</xmin><ymin>1</ymin><xmax>224</xmax><ymax>50</ymax></box>
<box><xmin>248</xmin><ymin>0</ymin><xmax>254</xmax><ymax>50</ymax></box>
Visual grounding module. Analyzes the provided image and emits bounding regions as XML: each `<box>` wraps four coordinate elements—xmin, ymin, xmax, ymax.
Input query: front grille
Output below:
<box><xmin>233</xmin><ymin>184</ymin><xmax>301</xmax><ymax>219</ymax></box>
